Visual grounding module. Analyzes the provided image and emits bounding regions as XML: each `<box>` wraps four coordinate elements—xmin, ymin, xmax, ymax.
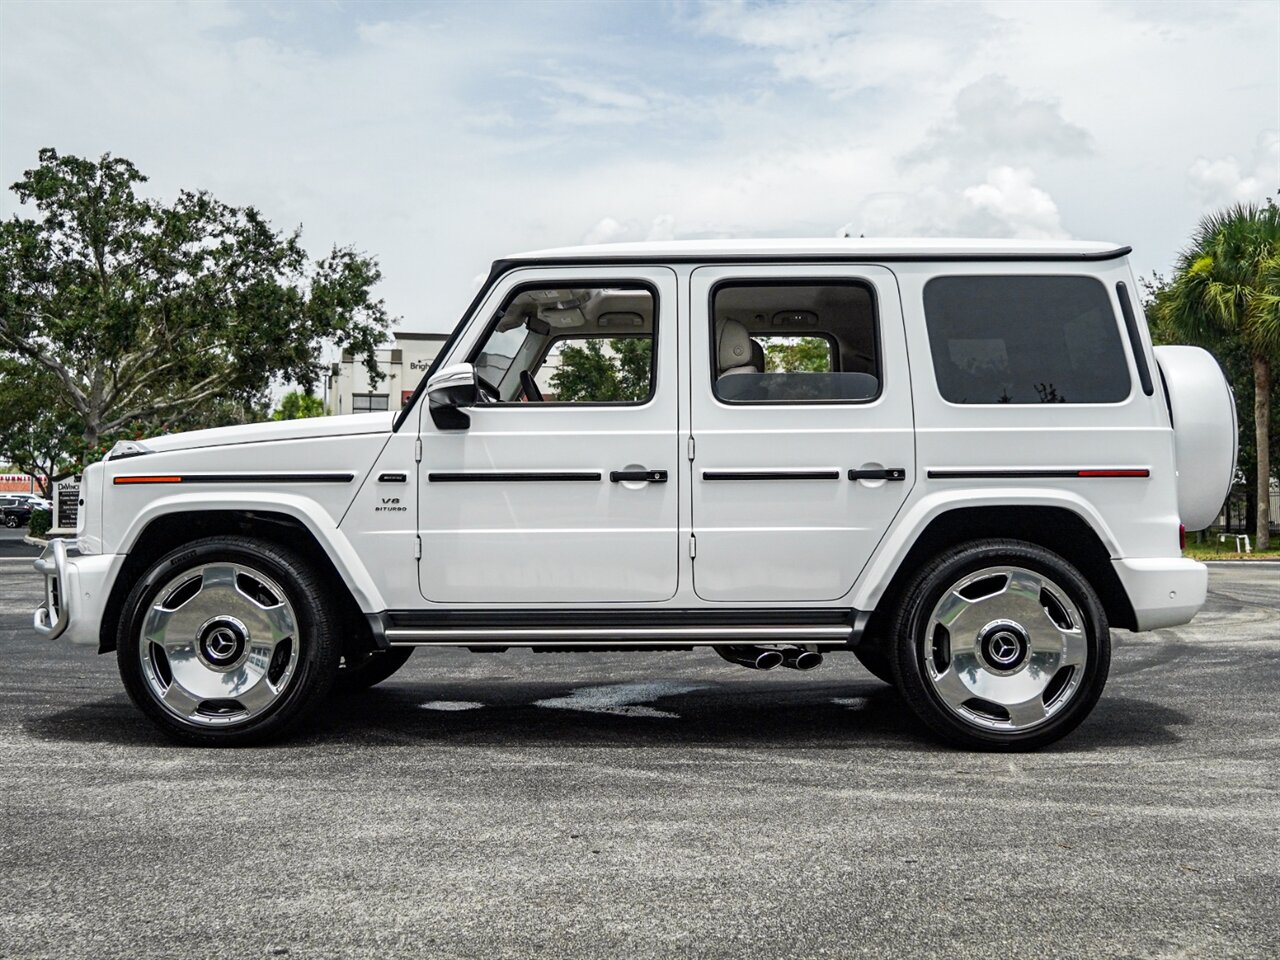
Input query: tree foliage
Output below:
<box><xmin>1150</xmin><ymin>201</ymin><xmax>1280</xmax><ymax>546</ymax></box>
<box><xmin>764</xmin><ymin>336</ymin><xmax>831</xmax><ymax>373</ymax></box>
<box><xmin>0</xmin><ymin>148</ymin><xmax>393</xmax><ymax>451</ymax></box>
<box><xmin>549</xmin><ymin>338</ymin><xmax>652</xmax><ymax>402</ymax></box>
<box><xmin>271</xmin><ymin>390</ymin><xmax>326</xmax><ymax>421</ymax></box>
<box><xmin>0</xmin><ymin>356</ymin><xmax>83</xmax><ymax>497</ymax></box>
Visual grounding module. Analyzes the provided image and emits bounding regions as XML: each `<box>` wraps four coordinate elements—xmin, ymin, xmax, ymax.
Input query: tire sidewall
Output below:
<box><xmin>116</xmin><ymin>537</ymin><xmax>340</xmax><ymax>744</ymax></box>
<box><xmin>891</xmin><ymin>539</ymin><xmax>1111</xmax><ymax>750</ymax></box>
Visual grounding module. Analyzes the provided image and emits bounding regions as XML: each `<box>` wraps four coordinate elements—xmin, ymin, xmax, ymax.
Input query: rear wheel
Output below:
<box><xmin>889</xmin><ymin>539</ymin><xmax>1110</xmax><ymax>750</ymax></box>
<box><xmin>116</xmin><ymin>536</ymin><xmax>342</xmax><ymax>745</ymax></box>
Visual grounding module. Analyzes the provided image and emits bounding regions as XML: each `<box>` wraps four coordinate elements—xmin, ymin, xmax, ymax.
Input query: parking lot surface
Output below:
<box><xmin>2</xmin><ymin>559</ymin><xmax>1277</xmax><ymax>959</ymax></box>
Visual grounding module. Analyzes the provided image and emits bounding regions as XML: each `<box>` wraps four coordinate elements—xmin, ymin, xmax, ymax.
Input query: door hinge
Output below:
<box><xmin>689</xmin><ymin>534</ymin><xmax>696</xmax><ymax>559</ymax></box>
<box><xmin>414</xmin><ymin>437</ymin><xmax>423</xmax><ymax>462</ymax></box>
<box><xmin>687</xmin><ymin>436</ymin><xmax>696</xmax><ymax>461</ymax></box>
<box><xmin>414</xmin><ymin>536</ymin><xmax>422</xmax><ymax>560</ymax></box>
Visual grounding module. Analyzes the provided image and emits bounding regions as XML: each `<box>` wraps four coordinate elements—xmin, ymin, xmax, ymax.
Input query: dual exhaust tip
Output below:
<box><xmin>717</xmin><ymin>645</ymin><xmax>823</xmax><ymax>671</ymax></box>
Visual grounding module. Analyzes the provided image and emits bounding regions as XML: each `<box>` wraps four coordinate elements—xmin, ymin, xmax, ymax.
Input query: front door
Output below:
<box><xmin>689</xmin><ymin>264</ymin><xmax>915</xmax><ymax>602</ymax></box>
<box><xmin>418</xmin><ymin>266</ymin><xmax>680</xmax><ymax>605</ymax></box>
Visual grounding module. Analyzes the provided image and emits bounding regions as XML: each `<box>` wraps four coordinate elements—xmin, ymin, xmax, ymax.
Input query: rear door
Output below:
<box><xmin>688</xmin><ymin>264</ymin><xmax>915</xmax><ymax>602</ymax></box>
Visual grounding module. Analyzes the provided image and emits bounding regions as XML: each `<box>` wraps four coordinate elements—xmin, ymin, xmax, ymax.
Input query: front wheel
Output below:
<box><xmin>116</xmin><ymin>536</ymin><xmax>342</xmax><ymax>745</ymax></box>
<box><xmin>889</xmin><ymin>539</ymin><xmax>1110</xmax><ymax>751</ymax></box>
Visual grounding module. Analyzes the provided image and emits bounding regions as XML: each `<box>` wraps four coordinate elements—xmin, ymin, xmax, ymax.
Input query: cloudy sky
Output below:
<box><xmin>2</xmin><ymin>0</ymin><xmax>1277</xmax><ymax>335</ymax></box>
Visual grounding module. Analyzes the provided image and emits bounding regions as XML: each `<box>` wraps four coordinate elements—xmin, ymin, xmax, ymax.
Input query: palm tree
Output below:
<box><xmin>1159</xmin><ymin>202</ymin><xmax>1280</xmax><ymax>549</ymax></box>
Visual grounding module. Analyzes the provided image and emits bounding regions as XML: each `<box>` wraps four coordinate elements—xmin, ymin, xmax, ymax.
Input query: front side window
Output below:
<box><xmin>470</xmin><ymin>283</ymin><xmax>657</xmax><ymax>404</ymax></box>
<box><xmin>352</xmin><ymin>392</ymin><xmax>390</xmax><ymax>412</ymax></box>
<box><xmin>923</xmin><ymin>276</ymin><xmax>1131</xmax><ymax>404</ymax></box>
<box><xmin>710</xmin><ymin>281</ymin><xmax>879</xmax><ymax>403</ymax></box>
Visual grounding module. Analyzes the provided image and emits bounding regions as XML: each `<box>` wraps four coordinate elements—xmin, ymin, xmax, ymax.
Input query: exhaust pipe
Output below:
<box><xmin>781</xmin><ymin>647</ymin><xmax>823</xmax><ymax>671</ymax></box>
<box><xmin>716</xmin><ymin>645</ymin><xmax>784</xmax><ymax>671</ymax></box>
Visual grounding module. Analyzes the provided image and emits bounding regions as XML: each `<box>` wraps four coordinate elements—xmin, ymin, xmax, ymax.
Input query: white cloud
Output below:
<box><xmin>961</xmin><ymin>167</ymin><xmax>1067</xmax><ymax>239</ymax></box>
<box><xmin>1187</xmin><ymin>131</ymin><xmax>1279</xmax><ymax>205</ymax></box>
<box><xmin>905</xmin><ymin>76</ymin><xmax>1092</xmax><ymax>167</ymax></box>
<box><xmin>580</xmin><ymin>214</ymin><xmax>680</xmax><ymax>245</ymax></box>
<box><xmin>693</xmin><ymin>0</ymin><xmax>988</xmax><ymax>98</ymax></box>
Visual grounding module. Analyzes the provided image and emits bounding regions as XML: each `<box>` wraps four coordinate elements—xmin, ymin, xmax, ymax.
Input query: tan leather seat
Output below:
<box><xmin>716</xmin><ymin>319</ymin><xmax>762</xmax><ymax>377</ymax></box>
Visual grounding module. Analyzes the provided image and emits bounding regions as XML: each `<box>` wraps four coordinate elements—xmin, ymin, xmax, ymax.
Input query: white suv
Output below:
<box><xmin>33</xmin><ymin>239</ymin><xmax>1236</xmax><ymax>749</ymax></box>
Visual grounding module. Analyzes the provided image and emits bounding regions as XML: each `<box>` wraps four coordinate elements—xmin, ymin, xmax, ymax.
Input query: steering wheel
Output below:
<box><xmin>476</xmin><ymin>375</ymin><xmax>502</xmax><ymax>403</ymax></box>
<box><xmin>520</xmin><ymin>370</ymin><xmax>545</xmax><ymax>402</ymax></box>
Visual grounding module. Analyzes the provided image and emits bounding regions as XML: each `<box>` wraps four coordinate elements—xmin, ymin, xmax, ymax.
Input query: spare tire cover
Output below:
<box><xmin>1154</xmin><ymin>345</ymin><xmax>1237</xmax><ymax>530</ymax></box>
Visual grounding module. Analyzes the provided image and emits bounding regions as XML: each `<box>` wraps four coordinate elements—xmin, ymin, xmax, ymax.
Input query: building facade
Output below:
<box><xmin>324</xmin><ymin>332</ymin><xmax>449</xmax><ymax>416</ymax></box>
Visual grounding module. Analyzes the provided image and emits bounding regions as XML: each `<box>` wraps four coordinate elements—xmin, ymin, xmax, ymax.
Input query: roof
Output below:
<box><xmin>503</xmin><ymin>237</ymin><xmax>1127</xmax><ymax>263</ymax></box>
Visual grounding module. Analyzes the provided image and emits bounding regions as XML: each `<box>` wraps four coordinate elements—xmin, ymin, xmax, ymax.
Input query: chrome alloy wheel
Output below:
<box><xmin>922</xmin><ymin>565</ymin><xmax>1087</xmax><ymax>732</ymax></box>
<box><xmin>138</xmin><ymin>563</ymin><xmax>300</xmax><ymax>727</ymax></box>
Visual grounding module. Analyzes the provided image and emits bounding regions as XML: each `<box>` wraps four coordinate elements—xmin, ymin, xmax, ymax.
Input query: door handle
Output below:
<box><xmin>848</xmin><ymin>467</ymin><xmax>907</xmax><ymax>481</ymax></box>
<box><xmin>610</xmin><ymin>469</ymin><xmax>668</xmax><ymax>483</ymax></box>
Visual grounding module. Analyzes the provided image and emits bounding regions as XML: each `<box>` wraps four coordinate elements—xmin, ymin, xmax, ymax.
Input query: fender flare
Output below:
<box><xmin>115</xmin><ymin>492</ymin><xmax>386</xmax><ymax>613</ymax></box>
<box><xmin>849</xmin><ymin>487</ymin><xmax>1123</xmax><ymax>612</ymax></box>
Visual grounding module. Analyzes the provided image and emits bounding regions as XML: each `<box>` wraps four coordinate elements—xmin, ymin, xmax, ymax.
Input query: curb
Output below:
<box><xmin>22</xmin><ymin>535</ymin><xmax>48</xmax><ymax>548</ymax></box>
<box><xmin>1203</xmin><ymin>559</ymin><xmax>1280</xmax><ymax>566</ymax></box>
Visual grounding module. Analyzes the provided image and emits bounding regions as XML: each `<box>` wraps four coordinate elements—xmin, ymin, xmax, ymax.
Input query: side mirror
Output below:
<box><xmin>427</xmin><ymin>362</ymin><xmax>481</xmax><ymax>430</ymax></box>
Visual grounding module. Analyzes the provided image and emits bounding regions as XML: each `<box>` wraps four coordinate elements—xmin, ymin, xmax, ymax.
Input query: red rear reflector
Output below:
<box><xmin>113</xmin><ymin>476</ymin><xmax>183</xmax><ymax>484</ymax></box>
<box><xmin>1179</xmin><ymin>523</ymin><xmax>1186</xmax><ymax>551</ymax></box>
<box><xmin>1076</xmin><ymin>469</ymin><xmax>1150</xmax><ymax>478</ymax></box>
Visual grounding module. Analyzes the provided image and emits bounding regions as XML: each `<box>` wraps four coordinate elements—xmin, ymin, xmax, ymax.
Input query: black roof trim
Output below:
<box><xmin>491</xmin><ymin>246</ymin><xmax>1132</xmax><ymax>273</ymax></box>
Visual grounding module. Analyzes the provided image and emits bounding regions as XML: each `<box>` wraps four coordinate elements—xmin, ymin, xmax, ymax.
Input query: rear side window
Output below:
<box><xmin>710</xmin><ymin>281</ymin><xmax>880</xmax><ymax>404</ymax></box>
<box><xmin>923</xmin><ymin>276</ymin><xmax>1131</xmax><ymax>404</ymax></box>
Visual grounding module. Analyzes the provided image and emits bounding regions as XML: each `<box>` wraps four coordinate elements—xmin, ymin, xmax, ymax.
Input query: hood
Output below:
<box><xmin>132</xmin><ymin>412</ymin><xmax>396</xmax><ymax>455</ymax></box>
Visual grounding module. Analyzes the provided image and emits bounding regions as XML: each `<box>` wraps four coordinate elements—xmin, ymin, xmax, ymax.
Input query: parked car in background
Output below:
<box><xmin>0</xmin><ymin>497</ymin><xmax>35</xmax><ymax>528</ymax></box>
<box><xmin>5</xmin><ymin>493</ymin><xmax>52</xmax><ymax>512</ymax></box>
<box><xmin>31</xmin><ymin>238</ymin><xmax>1236</xmax><ymax>750</ymax></box>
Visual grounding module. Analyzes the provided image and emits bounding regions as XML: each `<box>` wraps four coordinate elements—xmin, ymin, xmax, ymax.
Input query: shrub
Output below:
<box><xmin>28</xmin><ymin>508</ymin><xmax>51</xmax><ymax>539</ymax></box>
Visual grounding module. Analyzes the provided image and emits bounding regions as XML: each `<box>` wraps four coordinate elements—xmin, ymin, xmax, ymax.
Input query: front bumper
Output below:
<box><xmin>1112</xmin><ymin>557</ymin><xmax>1208</xmax><ymax>631</ymax></box>
<box><xmin>33</xmin><ymin>539</ymin><xmax>118</xmax><ymax>646</ymax></box>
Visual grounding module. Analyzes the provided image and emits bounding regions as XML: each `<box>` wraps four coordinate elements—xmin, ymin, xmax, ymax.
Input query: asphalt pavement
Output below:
<box><xmin>1</xmin><ymin>560</ymin><xmax>1277</xmax><ymax>959</ymax></box>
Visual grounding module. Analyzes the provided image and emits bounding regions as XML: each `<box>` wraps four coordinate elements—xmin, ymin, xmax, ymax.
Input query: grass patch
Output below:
<box><xmin>1183</xmin><ymin>535</ymin><xmax>1280</xmax><ymax>560</ymax></box>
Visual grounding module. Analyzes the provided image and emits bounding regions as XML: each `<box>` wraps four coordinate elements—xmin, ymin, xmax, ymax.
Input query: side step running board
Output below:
<box><xmin>384</xmin><ymin>625</ymin><xmax>853</xmax><ymax>647</ymax></box>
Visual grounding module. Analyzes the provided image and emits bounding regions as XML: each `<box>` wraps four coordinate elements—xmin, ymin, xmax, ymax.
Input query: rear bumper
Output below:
<box><xmin>1112</xmin><ymin>557</ymin><xmax>1207</xmax><ymax>631</ymax></box>
<box><xmin>32</xmin><ymin>539</ymin><xmax>118</xmax><ymax>646</ymax></box>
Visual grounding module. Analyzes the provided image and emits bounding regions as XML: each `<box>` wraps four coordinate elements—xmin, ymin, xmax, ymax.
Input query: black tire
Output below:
<box><xmin>889</xmin><ymin>538</ymin><xmax>1110</xmax><ymax>751</ymax></box>
<box><xmin>333</xmin><ymin>647</ymin><xmax>414</xmax><ymax>693</ymax></box>
<box><xmin>853</xmin><ymin>644</ymin><xmax>895</xmax><ymax>684</ymax></box>
<box><xmin>116</xmin><ymin>536</ymin><xmax>343</xmax><ymax>746</ymax></box>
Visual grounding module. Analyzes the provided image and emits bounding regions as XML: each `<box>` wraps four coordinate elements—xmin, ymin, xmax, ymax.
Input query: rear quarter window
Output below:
<box><xmin>923</xmin><ymin>275</ymin><xmax>1131</xmax><ymax>404</ymax></box>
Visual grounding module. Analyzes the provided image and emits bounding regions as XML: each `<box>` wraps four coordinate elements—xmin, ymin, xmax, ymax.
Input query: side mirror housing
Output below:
<box><xmin>427</xmin><ymin>362</ymin><xmax>480</xmax><ymax>430</ymax></box>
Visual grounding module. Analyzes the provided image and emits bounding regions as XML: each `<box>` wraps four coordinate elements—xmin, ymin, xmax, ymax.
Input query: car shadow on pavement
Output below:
<box><xmin>23</xmin><ymin>680</ymin><xmax>1189</xmax><ymax>752</ymax></box>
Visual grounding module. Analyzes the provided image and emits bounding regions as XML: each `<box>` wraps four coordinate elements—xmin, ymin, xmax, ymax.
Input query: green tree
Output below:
<box><xmin>0</xmin><ymin>356</ymin><xmax>83</xmax><ymax>497</ymax></box>
<box><xmin>0</xmin><ymin>148</ymin><xmax>393</xmax><ymax>450</ymax></box>
<box><xmin>764</xmin><ymin>336</ymin><xmax>832</xmax><ymax>373</ymax></box>
<box><xmin>271</xmin><ymin>390</ymin><xmax>326</xmax><ymax>420</ymax></box>
<box><xmin>1154</xmin><ymin>202</ymin><xmax>1280</xmax><ymax>548</ymax></box>
<box><xmin>549</xmin><ymin>338</ymin><xmax>652</xmax><ymax>402</ymax></box>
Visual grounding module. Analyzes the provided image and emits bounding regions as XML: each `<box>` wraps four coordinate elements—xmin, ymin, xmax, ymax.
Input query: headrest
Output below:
<box><xmin>717</xmin><ymin>319</ymin><xmax>753</xmax><ymax>373</ymax></box>
<box><xmin>750</xmin><ymin>338</ymin><xmax>765</xmax><ymax>372</ymax></box>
